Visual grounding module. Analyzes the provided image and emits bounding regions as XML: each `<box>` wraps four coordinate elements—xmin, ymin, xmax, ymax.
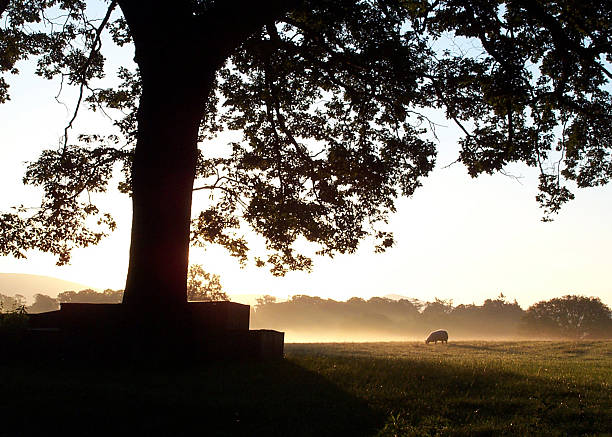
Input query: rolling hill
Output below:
<box><xmin>0</xmin><ymin>273</ymin><xmax>96</xmax><ymax>302</ymax></box>
<box><xmin>0</xmin><ymin>273</ymin><xmax>263</xmax><ymax>306</ymax></box>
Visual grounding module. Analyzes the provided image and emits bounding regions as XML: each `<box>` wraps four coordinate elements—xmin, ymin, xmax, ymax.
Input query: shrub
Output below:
<box><xmin>0</xmin><ymin>304</ymin><xmax>29</xmax><ymax>339</ymax></box>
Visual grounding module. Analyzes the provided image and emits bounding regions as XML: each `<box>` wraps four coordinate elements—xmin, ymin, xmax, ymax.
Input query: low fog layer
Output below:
<box><xmin>2</xmin><ymin>290</ymin><xmax>610</xmax><ymax>343</ymax></box>
<box><xmin>249</xmin><ymin>294</ymin><xmax>612</xmax><ymax>343</ymax></box>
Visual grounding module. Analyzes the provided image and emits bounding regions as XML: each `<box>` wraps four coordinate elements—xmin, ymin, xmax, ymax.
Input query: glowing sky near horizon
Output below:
<box><xmin>1</xmin><ymin>28</ymin><xmax>611</xmax><ymax>309</ymax></box>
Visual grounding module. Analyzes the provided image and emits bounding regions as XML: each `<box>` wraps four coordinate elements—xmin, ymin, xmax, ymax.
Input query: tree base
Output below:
<box><xmin>8</xmin><ymin>302</ymin><xmax>284</xmax><ymax>363</ymax></box>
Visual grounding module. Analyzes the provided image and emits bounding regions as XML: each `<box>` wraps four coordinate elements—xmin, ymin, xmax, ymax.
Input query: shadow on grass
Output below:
<box><xmin>2</xmin><ymin>342</ymin><xmax>610</xmax><ymax>436</ymax></box>
<box><xmin>287</xmin><ymin>347</ymin><xmax>612</xmax><ymax>436</ymax></box>
<box><xmin>0</xmin><ymin>358</ymin><xmax>383</xmax><ymax>437</ymax></box>
<box><xmin>448</xmin><ymin>342</ymin><xmax>525</xmax><ymax>354</ymax></box>
<box><xmin>450</xmin><ymin>340</ymin><xmax>609</xmax><ymax>358</ymax></box>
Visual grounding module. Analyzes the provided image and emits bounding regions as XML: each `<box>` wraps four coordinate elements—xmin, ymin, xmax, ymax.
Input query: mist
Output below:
<box><xmin>277</xmin><ymin>332</ymin><xmax>538</xmax><ymax>343</ymax></box>
<box><xmin>3</xmin><ymin>289</ymin><xmax>610</xmax><ymax>343</ymax></box>
<box><xmin>250</xmin><ymin>294</ymin><xmax>612</xmax><ymax>343</ymax></box>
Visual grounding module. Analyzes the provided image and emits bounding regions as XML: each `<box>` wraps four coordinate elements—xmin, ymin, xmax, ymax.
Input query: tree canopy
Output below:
<box><xmin>522</xmin><ymin>295</ymin><xmax>612</xmax><ymax>338</ymax></box>
<box><xmin>187</xmin><ymin>264</ymin><xmax>229</xmax><ymax>302</ymax></box>
<box><xmin>0</xmin><ymin>0</ymin><xmax>610</xmax><ymax>304</ymax></box>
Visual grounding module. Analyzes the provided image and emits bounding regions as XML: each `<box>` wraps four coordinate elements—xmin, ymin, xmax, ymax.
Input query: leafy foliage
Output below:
<box><xmin>0</xmin><ymin>136</ymin><xmax>125</xmax><ymax>264</ymax></box>
<box><xmin>256</xmin><ymin>294</ymin><xmax>277</xmax><ymax>307</ymax></box>
<box><xmin>186</xmin><ymin>264</ymin><xmax>229</xmax><ymax>302</ymax></box>
<box><xmin>1</xmin><ymin>0</ymin><xmax>610</xmax><ymax>273</ymax></box>
<box><xmin>57</xmin><ymin>288</ymin><xmax>123</xmax><ymax>303</ymax></box>
<box><xmin>0</xmin><ymin>301</ymin><xmax>28</xmax><ymax>337</ymax></box>
<box><xmin>0</xmin><ymin>292</ymin><xmax>25</xmax><ymax>312</ymax></box>
<box><xmin>27</xmin><ymin>293</ymin><xmax>59</xmax><ymax>313</ymax></box>
<box><xmin>522</xmin><ymin>295</ymin><xmax>612</xmax><ymax>339</ymax></box>
<box><xmin>0</xmin><ymin>0</ymin><xmax>128</xmax><ymax>265</ymax></box>
<box><xmin>252</xmin><ymin>292</ymin><xmax>611</xmax><ymax>340</ymax></box>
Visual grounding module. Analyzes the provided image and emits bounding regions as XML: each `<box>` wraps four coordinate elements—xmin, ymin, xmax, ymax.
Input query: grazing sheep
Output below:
<box><xmin>425</xmin><ymin>329</ymin><xmax>448</xmax><ymax>344</ymax></box>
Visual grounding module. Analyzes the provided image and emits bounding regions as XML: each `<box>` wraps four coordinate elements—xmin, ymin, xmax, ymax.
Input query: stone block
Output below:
<box><xmin>4</xmin><ymin>302</ymin><xmax>283</xmax><ymax>362</ymax></box>
<box><xmin>188</xmin><ymin>301</ymin><xmax>250</xmax><ymax>331</ymax></box>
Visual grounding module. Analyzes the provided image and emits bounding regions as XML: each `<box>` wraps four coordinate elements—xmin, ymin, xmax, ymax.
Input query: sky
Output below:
<box><xmin>1</xmin><ymin>12</ymin><xmax>611</xmax><ymax>309</ymax></box>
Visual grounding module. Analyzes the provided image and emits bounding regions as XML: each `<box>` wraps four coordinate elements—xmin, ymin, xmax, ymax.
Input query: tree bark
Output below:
<box><xmin>117</xmin><ymin>1</ymin><xmax>214</xmax><ymax>318</ymax></box>
<box><xmin>122</xmin><ymin>73</ymin><xmax>210</xmax><ymax>314</ymax></box>
<box><xmin>116</xmin><ymin>0</ymin><xmax>301</xmax><ymax>322</ymax></box>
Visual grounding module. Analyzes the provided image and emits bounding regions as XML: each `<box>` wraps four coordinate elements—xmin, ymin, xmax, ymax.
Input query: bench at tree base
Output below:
<box><xmin>9</xmin><ymin>302</ymin><xmax>284</xmax><ymax>362</ymax></box>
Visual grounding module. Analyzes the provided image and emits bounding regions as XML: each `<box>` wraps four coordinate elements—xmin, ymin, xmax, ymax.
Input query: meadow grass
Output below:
<box><xmin>0</xmin><ymin>341</ymin><xmax>610</xmax><ymax>436</ymax></box>
<box><xmin>286</xmin><ymin>341</ymin><xmax>612</xmax><ymax>436</ymax></box>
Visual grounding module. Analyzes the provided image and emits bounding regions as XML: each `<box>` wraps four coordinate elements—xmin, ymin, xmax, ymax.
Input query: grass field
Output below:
<box><xmin>287</xmin><ymin>341</ymin><xmax>612</xmax><ymax>436</ymax></box>
<box><xmin>1</xmin><ymin>341</ymin><xmax>610</xmax><ymax>436</ymax></box>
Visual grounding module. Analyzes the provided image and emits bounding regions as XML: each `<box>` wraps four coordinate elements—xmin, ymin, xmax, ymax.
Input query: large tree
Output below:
<box><xmin>522</xmin><ymin>295</ymin><xmax>612</xmax><ymax>338</ymax></box>
<box><xmin>1</xmin><ymin>0</ymin><xmax>610</xmax><ymax>320</ymax></box>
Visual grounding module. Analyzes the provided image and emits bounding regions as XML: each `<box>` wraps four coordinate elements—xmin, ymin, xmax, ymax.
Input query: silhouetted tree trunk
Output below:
<box><xmin>117</xmin><ymin>0</ymin><xmax>297</xmax><ymax>319</ymax></box>
<box><xmin>122</xmin><ymin>76</ymin><xmax>210</xmax><ymax>312</ymax></box>
<box><xmin>0</xmin><ymin>1</ymin><xmax>9</xmax><ymax>18</ymax></box>
<box><xmin>118</xmin><ymin>2</ymin><xmax>211</xmax><ymax>317</ymax></box>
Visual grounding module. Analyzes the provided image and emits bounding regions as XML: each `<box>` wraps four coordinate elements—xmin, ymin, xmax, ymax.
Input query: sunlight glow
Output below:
<box><xmin>1</xmin><ymin>41</ymin><xmax>611</xmax><ymax>309</ymax></box>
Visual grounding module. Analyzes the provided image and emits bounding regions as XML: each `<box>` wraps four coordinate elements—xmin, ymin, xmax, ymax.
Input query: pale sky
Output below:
<box><xmin>1</xmin><ymin>19</ymin><xmax>611</xmax><ymax>309</ymax></box>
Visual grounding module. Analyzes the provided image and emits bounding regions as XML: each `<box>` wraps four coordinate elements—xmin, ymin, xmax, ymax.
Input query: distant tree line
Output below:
<box><xmin>1</xmin><ymin>287</ymin><xmax>609</xmax><ymax>340</ymax></box>
<box><xmin>0</xmin><ymin>293</ymin><xmax>26</xmax><ymax>313</ymax></box>
<box><xmin>0</xmin><ymin>289</ymin><xmax>125</xmax><ymax>314</ymax></box>
<box><xmin>0</xmin><ymin>265</ymin><xmax>229</xmax><ymax>314</ymax></box>
<box><xmin>251</xmin><ymin>294</ymin><xmax>612</xmax><ymax>340</ymax></box>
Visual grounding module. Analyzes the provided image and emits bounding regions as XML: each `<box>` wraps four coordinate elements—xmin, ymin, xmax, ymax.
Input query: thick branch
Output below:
<box><xmin>201</xmin><ymin>0</ymin><xmax>303</xmax><ymax>59</ymax></box>
<box><xmin>0</xmin><ymin>0</ymin><xmax>8</xmax><ymax>17</ymax></box>
<box><xmin>118</xmin><ymin>0</ymin><xmax>303</xmax><ymax>79</ymax></box>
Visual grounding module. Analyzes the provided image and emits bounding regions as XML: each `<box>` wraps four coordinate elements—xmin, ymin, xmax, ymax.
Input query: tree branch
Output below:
<box><xmin>62</xmin><ymin>1</ymin><xmax>117</xmax><ymax>151</ymax></box>
<box><xmin>0</xmin><ymin>0</ymin><xmax>9</xmax><ymax>17</ymax></box>
<box><xmin>201</xmin><ymin>0</ymin><xmax>303</xmax><ymax>59</ymax></box>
